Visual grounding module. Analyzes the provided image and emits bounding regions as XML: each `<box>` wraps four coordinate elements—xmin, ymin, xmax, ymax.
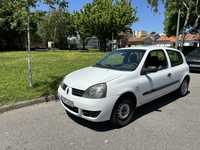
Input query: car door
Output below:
<box><xmin>166</xmin><ymin>49</ymin><xmax>186</xmax><ymax>91</ymax></box>
<box><xmin>138</xmin><ymin>49</ymin><xmax>173</xmax><ymax>105</ymax></box>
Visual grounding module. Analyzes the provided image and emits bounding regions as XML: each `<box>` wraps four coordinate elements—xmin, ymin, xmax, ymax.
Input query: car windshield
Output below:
<box><xmin>94</xmin><ymin>49</ymin><xmax>146</xmax><ymax>71</ymax></box>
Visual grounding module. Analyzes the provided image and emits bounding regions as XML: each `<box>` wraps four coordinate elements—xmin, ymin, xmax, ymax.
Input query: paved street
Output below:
<box><xmin>0</xmin><ymin>73</ymin><xmax>200</xmax><ymax>150</ymax></box>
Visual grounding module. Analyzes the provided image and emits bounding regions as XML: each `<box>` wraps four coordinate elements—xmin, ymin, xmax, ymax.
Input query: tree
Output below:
<box><xmin>75</xmin><ymin>0</ymin><xmax>137</xmax><ymax>51</ymax></box>
<box><xmin>73</xmin><ymin>12</ymin><xmax>92</xmax><ymax>49</ymax></box>
<box><xmin>147</xmin><ymin>0</ymin><xmax>200</xmax><ymax>35</ymax></box>
<box><xmin>0</xmin><ymin>0</ymin><xmax>68</xmax><ymax>50</ymax></box>
<box><xmin>0</xmin><ymin>0</ymin><xmax>68</xmax><ymax>87</ymax></box>
<box><xmin>39</xmin><ymin>1</ymin><xmax>75</xmax><ymax>49</ymax></box>
<box><xmin>0</xmin><ymin>0</ymin><xmax>28</xmax><ymax>50</ymax></box>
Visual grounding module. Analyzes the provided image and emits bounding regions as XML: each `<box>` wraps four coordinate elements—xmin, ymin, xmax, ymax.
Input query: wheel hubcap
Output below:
<box><xmin>117</xmin><ymin>103</ymin><xmax>130</xmax><ymax>120</ymax></box>
<box><xmin>181</xmin><ymin>80</ymin><xmax>188</xmax><ymax>95</ymax></box>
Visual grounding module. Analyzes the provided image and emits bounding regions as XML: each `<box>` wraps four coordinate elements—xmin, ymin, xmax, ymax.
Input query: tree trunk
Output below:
<box><xmin>99</xmin><ymin>39</ymin><xmax>107</xmax><ymax>51</ymax></box>
<box><xmin>191</xmin><ymin>0</ymin><xmax>200</xmax><ymax>32</ymax></box>
<box><xmin>82</xmin><ymin>38</ymin><xmax>86</xmax><ymax>50</ymax></box>
<box><xmin>27</xmin><ymin>5</ymin><xmax>32</xmax><ymax>88</ymax></box>
<box><xmin>181</xmin><ymin>1</ymin><xmax>191</xmax><ymax>50</ymax></box>
<box><xmin>53</xmin><ymin>26</ymin><xmax>57</xmax><ymax>49</ymax></box>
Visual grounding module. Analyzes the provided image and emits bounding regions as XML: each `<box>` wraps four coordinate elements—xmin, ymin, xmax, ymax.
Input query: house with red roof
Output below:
<box><xmin>127</xmin><ymin>36</ymin><xmax>153</xmax><ymax>46</ymax></box>
<box><xmin>154</xmin><ymin>34</ymin><xmax>200</xmax><ymax>48</ymax></box>
<box><xmin>181</xmin><ymin>34</ymin><xmax>200</xmax><ymax>47</ymax></box>
<box><xmin>154</xmin><ymin>35</ymin><xmax>176</xmax><ymax>47</ymax></box>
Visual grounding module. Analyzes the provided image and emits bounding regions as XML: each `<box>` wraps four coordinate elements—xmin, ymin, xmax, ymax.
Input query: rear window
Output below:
<box><xmin>167</xmin><ymin>50</ymin><xmax>183</xmax><ymax>67</ymax></box>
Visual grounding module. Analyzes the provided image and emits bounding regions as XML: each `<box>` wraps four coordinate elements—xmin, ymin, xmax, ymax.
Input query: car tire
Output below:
<box><xmin>178</xmin><ymin>78</ymin><xmax>189</xmax><ymax>97</ymax></box>
<box><xmin>110</xmin><ymin>97</ymin><xmax>136</xmax><ymax>128</ymax></box>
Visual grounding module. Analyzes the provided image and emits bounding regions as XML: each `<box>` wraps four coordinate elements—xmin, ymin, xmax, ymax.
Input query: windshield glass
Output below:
<box><xmin>95</xmin><ymin>49</ymin><xmax>146</xmax><ymax>71</ymax></box>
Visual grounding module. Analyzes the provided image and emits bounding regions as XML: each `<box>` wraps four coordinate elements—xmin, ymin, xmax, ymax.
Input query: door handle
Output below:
<box><xmin>168</xmin><ymin>73</ymin><xmax>172</xmax><ymax>77</ymax></box>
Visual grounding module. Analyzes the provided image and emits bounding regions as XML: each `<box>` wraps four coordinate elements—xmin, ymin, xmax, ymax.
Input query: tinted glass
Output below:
<box><xmin>95</xmin><ymin>49</ymin><xmax>146</xmax><ymax>71</ymax></box>
<box><xmin>187</xmin><ymin>48</ymin><xmax>200</xmax><ymax>57</ymax></box>
<box><xmin>144</xmin><ymin>50</ymin><xmax>168</xmax><ymax>70</ymax></box>
<box><xmin>167</xmin><ymin>50</ymin><xmax>183</xmax><ymax>67</ymax></box>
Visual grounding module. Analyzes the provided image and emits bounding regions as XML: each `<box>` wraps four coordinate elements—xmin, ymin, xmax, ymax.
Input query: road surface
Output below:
<box><xmin>0</xmin><ymin>73</ymin><xmax>200</xmax><ymax>150</ymax></box>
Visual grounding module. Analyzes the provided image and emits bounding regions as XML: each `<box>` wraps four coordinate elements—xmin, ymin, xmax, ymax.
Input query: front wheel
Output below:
<box><xmin>178</xmin><ymin>78</ymin><xmax>189</xmax><ymax>97</ymax></box>
<box><xmin>110</xmin><ymin>98</ymin><xmax>136</xmax><ymax>127</ymax></box>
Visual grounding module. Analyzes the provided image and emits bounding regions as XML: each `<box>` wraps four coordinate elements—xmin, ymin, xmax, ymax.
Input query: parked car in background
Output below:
<box><xmin>58</xmin><ymin>46</ymin><xmax>190</xmax><ymax>127</ymax></box>
<box><xmin>185</xmin><ymin>48</ymin><xmax>200</xmax><ymax>71</ymax></box>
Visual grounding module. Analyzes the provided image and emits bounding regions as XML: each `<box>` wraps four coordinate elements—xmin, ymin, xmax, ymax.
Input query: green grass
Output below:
<box><xmin>0</xmin><ymin>50</ymin><xmax>104</xmax><ymax>106</ymax></box>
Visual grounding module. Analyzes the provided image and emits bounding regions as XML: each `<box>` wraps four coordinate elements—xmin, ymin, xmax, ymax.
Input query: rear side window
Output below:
<box><xmin>167</xmin><ymin>50</ymin><xmax>183</xmax><ymax>67</ymax></box>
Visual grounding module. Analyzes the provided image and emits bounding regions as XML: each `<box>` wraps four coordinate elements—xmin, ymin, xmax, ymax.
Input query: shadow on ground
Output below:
<box><xmin>67</xmin><ymin>91</ymin><xmax>190</xmax><ymax>132</ymax></box>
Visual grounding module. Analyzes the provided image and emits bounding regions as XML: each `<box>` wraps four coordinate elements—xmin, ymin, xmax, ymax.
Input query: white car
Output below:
<box><xmin>58</xmin><ymin>47</ymin><xmax>190</xmax><ymax>127</ymax></box>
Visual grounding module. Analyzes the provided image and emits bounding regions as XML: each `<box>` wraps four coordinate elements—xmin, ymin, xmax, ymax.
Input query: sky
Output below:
<box><xmin>36</xmin><ymin>0</ymin><xmax>165</xmax><ymax>33</ymax></box>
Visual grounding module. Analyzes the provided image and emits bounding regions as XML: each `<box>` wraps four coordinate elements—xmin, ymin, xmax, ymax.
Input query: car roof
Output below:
<box><xmin>118</xmin><ymin>46</ymin><xmax>180</xmax><ymax>52</ymax></box>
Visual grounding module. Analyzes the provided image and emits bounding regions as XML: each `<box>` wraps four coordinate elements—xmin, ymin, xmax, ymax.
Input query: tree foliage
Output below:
<box><xmin>75</xmin><ymin>0</ymin><xmax>137</xmax><ymax>50</ymax></box>
<box><xmin>73</xmin><ymin>11</ymin><xmax>92</xmax><ymax>49</ymax></box>
<box><xmin>39</xmin><ymin>1</ymin><xmax>74</xmax><ymax>49</ymax></box>
<box><xmin>0</xmin><ymin>0</ymin><xmax>137</xmax><ymax>50</ymax></box>
<box><xmin>39</xmin><ymin>11</ymin><xmax>75</xmax><ymax>49</ymax></box>
<box><xmin>147</xmin><ymin>0</ymin><xmax>200</xmax><ymax>35</ymax></box>
<box><xmin>0</xmin><ymin>0</ymin><xmax>69</xmax><ymax>50</ymax></box>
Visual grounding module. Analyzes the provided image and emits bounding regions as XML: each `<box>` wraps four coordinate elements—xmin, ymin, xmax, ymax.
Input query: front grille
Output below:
<box><xmin>72</xmin><ymin>88</ymin><xmax>85</xmax><ymax>97</ymax></box>
<box><xmin>62</xmin><ymin>100</ymin><xmax>78</xmax><ymax>113</ymax></box>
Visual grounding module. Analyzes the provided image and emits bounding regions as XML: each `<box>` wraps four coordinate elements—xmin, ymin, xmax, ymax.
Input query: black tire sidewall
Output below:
<box><xmin>179</xmin><ymin>78</ymin><xmax>189</xmax><ymax>97</ymax></box>
<box><xmin>111</xmin><ymin>98</ymin><xmax>135</xmax><ymax>127</ymax></box>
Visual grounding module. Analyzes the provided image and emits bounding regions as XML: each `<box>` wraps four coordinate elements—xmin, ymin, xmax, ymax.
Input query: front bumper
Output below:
<box><xmin>58</xmin><ymin>86</ymin><xmax>117</xmax><ymax>122</ymax></box>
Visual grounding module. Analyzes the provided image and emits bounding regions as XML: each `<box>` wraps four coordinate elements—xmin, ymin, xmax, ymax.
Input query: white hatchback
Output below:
<box><xmin>58</xmin><ymin>47</ymin><xmax>190</xmax><ymax>127</ymax></box>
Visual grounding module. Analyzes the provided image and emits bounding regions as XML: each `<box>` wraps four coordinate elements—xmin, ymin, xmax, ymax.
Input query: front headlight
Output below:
<box><xmin>83</xmin><ymin>83</ymin><xmax>107</xmax><ymax>99</ymax></box>
<box><xmin>60</xmin><ymin>77</ymin><xmax>67</xmax><ymax>89</ymax></box>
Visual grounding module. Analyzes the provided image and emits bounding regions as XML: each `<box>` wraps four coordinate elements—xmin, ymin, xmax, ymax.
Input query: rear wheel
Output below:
<box><xmin>178</xmin><ymin>78</ymin><xmax>189</xmax><ymax>97</ymax></box>
<box><xmin>110</xmin><ymin>97</ymin><xmax>136</xmax><ymax>127</ymax></box>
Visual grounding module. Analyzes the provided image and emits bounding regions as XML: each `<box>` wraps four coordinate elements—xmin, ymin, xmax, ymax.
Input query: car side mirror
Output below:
<box><xmin>141</xmin><ymin>66</ymin><xmax>158</xmax><ymax>75</ymax></box>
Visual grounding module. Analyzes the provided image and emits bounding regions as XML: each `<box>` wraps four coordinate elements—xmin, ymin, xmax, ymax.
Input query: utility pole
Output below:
<box><xmin>176</xmin><ymin>9</ymin><xmax>181</xmax><ymax>49</ymax></box>
<box><xmin>27</xmin><ymin>2</ymin><xmax>32</xmax><ymax>87</ymax></box>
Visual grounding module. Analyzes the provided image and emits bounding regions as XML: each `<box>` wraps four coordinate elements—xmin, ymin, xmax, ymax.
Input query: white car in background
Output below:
<box><xmin>58</xmin><ymin>47</ymin><xmax>190</xmax><ymax>127</ymax></box>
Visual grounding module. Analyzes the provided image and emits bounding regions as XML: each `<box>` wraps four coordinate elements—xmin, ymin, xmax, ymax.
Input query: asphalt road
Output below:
<box><xmin>0</xmin><ymin>73</ymin><xmax>200</xmax><ymax>150</ymax></box>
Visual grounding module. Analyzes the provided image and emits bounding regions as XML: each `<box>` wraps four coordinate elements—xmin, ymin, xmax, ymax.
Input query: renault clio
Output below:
<box><xmin>58</xmin><ymin>47</ymin><xmax>190</xmax><ymax>127</ymax></box>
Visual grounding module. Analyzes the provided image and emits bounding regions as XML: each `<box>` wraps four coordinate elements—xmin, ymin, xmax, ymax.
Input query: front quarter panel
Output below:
<box><xmin>107</xmin><ymin>72</ymin><xmax>141</xmax><ymax>107</ymax></box>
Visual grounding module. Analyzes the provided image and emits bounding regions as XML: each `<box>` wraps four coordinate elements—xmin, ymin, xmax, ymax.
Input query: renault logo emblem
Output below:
<box><xmin>66</xmin><ymin>88</ymin><xmax>69</xmax><ymax>94</ymax></box>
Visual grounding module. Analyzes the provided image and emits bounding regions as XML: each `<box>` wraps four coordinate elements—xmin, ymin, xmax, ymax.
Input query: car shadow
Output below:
<box><xmin>66</xmin><ymin>91</ymin><xmax>190</xmax><ymax>132</ymax></box>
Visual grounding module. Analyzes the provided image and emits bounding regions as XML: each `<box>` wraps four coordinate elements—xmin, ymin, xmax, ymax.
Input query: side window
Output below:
<box><xmin>167</xmin><ymin>50</ymin><xmax>183</xmax><ymax>67</ymax></box>
<box><xmin>144</xmin><ymin>50</ymin><xmax>168</xmax><ymax>70</ymax></box>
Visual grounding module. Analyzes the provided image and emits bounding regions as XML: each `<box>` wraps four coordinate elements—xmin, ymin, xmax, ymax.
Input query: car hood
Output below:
<box><xmin>63</xmin><ymin>66</ymin><xmax>126</xmax><ymax>90</ymax></box>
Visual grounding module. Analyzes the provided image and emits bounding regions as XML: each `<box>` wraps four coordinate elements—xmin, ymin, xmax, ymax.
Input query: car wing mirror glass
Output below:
<box><xmin>141</xmin><ymin>66</ymin><xmax>158</xmax><ymax>75</ymax></box>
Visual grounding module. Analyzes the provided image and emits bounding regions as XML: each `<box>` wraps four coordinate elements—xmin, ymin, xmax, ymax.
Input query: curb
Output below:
<box><xmin>0</xmin><ymin>95</ymin><xmax>58</xmax><ymax>114</ymax></box>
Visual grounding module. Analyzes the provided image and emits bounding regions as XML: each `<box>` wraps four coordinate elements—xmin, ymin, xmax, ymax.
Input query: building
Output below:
<box><xmin>154</xmin><ymin>34</ymin><xmax>200</xmax><ymax>48</ymax></box>
<box><xmin>154</xmin><ymin>35</ymin><xmax>176</xmax><ymax>47</ymax></box>
<box><xmin>117</xmin><ymin>29</ymin><xmax>132</xmax><ymax>47</ymax></box>
<box><xmin>181</xmin><ymin>34</ymin><xmax>200</xmax><ymax>47</ymax></box>
<box><xmin>132</xmin><ymin>30</ymin><xmax>148</xmax><ymax>38</ymax></box>
<box><xmin>128</xmin><ymin>36</ymin><xmax>153</xmax><ymax>46</ymax></box>
<box><xmin>68</xmin><ymin>35</ymin><xmax>99</xmax><ymax>50</ymax></box>
<box><xmin>86</xmin><ymin>36</ymin><xmax>99</xmax><ymax>49</ymax></box>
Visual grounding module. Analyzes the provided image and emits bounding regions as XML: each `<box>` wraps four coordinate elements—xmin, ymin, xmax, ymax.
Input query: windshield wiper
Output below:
<box><xmin>95</xmin><ymin>63</ymin><xmax>113</xmax><ymax>68</ymax></box>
